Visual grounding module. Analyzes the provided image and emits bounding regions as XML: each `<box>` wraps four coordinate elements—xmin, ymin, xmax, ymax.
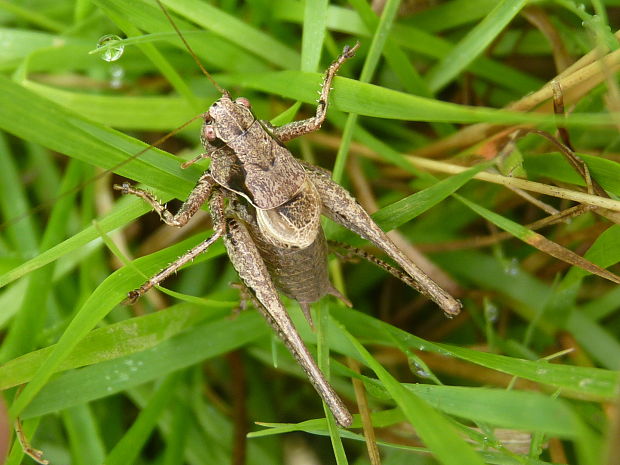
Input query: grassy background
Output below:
<box><xmin>1</xmin><ymin>0</ymin><xmax>620</xmax><ymax>464</ymax></box>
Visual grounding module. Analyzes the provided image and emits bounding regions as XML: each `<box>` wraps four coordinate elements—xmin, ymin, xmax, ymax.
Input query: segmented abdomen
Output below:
<box><xmin>246</xmin><ymin>221</ymin><xmax>332</xmax><ymax>306</ymax></box>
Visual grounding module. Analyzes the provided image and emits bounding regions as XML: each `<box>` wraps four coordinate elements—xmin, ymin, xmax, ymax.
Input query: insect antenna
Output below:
<box><xmin>155</xmin><ymin>0</ymin><xmax>227</xmax><ymax>95</ymax></box>
<box><xmin>0</xmin><ymin>113</ymin><xmax>205</xmax><ymax>232</ymax></box>
<box><xmin>2</xmin><ymin>0</ymin><xmax>223</xmax><ymax>232</ymax></box>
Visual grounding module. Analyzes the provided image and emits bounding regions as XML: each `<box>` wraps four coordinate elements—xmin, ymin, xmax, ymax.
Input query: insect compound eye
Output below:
<box><xmin>235</xmin><ymin>97</ymin><xmax>251</xmax><ymax>108</ymax></box>
<box><xmin>202</xmin><ymin>124</ymin><xmax>217</xmax><ymax>141</ymax></box>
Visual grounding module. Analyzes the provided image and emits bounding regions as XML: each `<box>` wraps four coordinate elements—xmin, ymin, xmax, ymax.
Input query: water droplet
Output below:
<box><xmin>579</xmin><ymin>378</ymin><xmax>592</xmax><ymax>388</ymax></box>
<box><xmin>536</xmin><ymin>368</ymin><xmax>548</xmax><ymax>375</ymax></box>
<box><xmin>485</xmin><ymin>304</ymin><xmax>499</xmax><ymax>323</ymax></box>
<box><xmin>410</xmin><ymin>359</ymin><xmax>431</xmax><ymax>378</ymax></box>
<box><xmin>96</xmin><ymin>34</ymin><xmax>124</xmax><ymax>62</ymax></box>
<box><xmin>106</xmin><ymin>386</ymin><xmax>113</xmax><ymax>392</ymax></box>
<box><xmin>109</xmin><ymin>64</ymin><xmax>124</xmax><ymax>89</ymax></box>
<box><xmin>504</xmin><ymin>258</ymin><xmax>519</xmax><ymax>276</ymax></box>
<box><xmin>416</xmin><ymin>368</ymin><xmax>431</xmax><ymax>378</ymax></box>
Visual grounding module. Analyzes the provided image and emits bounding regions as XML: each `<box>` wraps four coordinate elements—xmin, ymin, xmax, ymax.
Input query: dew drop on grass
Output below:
<box><xmin>416</xmin><ymin>368</ymin><xmax>431</xmax><ymax>378</ymax></box>
<box><xmin>504</xmin><ymin>258</ymin><xmax>519</xmax><ymax>276</ymax></box>
<box><xmin>110</xmin><ymin>64</ymin><xmax>124</xmax><ymax>89</ymax></box>
<box><xmin>485</xmin><ymin>303</ymin><xmax>499</xmax><ymax>323</ymax></box>
<box><xmin>409</xmin><ymin>359</ymin><xmax>431</xmax><ymax>379</ymax></box>
<box><xmin>96</xmin><ymin>34</ymin><xmax>124</xmax><ymax>62</ymax></box>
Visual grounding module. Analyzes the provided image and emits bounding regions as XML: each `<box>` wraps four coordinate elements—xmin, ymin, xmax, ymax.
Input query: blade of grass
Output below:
<box><xmin>331</xmin><ymin>316</ymin><xmax>486</xmax><ymax>465</ymax></box>
<box><xmin>21</xmin><ymin>311</ymin><xmax>267</xmax><ymax>419</ymax></box>
<box><xmin>332</xmin><ymin>0</ymin><xmax>401</xmax><ymax>183</ymax></box>
<box><xmin>104</xmin><ymin>371</ymin><xmax>182</xmax><ymax>465</ymax></box>
<box><xmin>61</xmin><ymin>405</ymin><xmax>106</xmax><ymax>465</ymax></box>
<box><xmin>301</xmin><ymin>0</ymin><xmax>327</xmax><ymax>72</ymax></box>
<box><xmin>0</xmin><ymin>160</ymin><xmax>83</xmax><ymax>363</ymax></box>
<box><xmin>329</xmin><ymin>306</ymin><xmax>620</xmax><ymax>400</ymax></box>
<box><xmin>0</xmin><ymin>301</ymin><xmax>233</xmax><ymax>389</ymax></box>
<box><xmin>456</xmin><ymin>194</ymin><xmax>620</xmax><ymax>284</ymax></box>
<box><xmin>8</xmin><ymin>233</ymin><xmax>226</xmax><ymax>418</ymax></box>
<box><xmin>23</xmin><ymin>80</ymin><xmax>209</xmax><ymax>130</ymax></box>
<box><xmin>161</xmin><ymin>0</ymin><xmax>299</xmax><ymax>68</ymax></box>
<box><xmin>426</xmin><ymin>0</ymin><xmax>528</xmax><ymax>92</ymax></box>
<box><xmin>221</xmin><ymin>71</ymin><xmax>612</xmax><ymax>126</ymax></box>
<box><xmin>316</xmin><ymin>301</ymin><xmax>348</xmax><ymax>465</ymax></box>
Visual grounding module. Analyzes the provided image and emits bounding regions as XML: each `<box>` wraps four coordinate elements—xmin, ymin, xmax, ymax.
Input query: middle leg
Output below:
<box><xmin>124</xmin><ymin>189</ymin><xmax>227</xmax><ymax>303</ymax></box>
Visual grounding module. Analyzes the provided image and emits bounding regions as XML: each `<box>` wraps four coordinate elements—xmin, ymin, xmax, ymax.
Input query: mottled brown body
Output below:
<box><xmin>236</xmin><ymin>199</ymin><xmax>335</xmax><ymax>308</ymax></box>
<box><xmin>116</xmin><ymin>40</ymin><xmax>461</xmax><ymax>429</ymax></box>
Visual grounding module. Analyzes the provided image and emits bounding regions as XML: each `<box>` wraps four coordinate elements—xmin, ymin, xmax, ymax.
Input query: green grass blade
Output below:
<box><xmin>104</xmin><ymin>371</ymin><xmax>182</xmax><ymax>465</ymax></box>
<box><xmin>300</xmin><ymin>0</ymin><xmax>327</xmax><ymax>72</ymax></box>
<box><xmin>456</xmin><ymin>195</ymin><xmax>620</xmax><ymax>284</ymax></box>
<box><xmin>21</xmin><ymin>311</ymin><xmax>266</xmax><ymax>419</ymax></box>
<box><xmin>333</xmin><ymin>316</ymin><xmax>486</xmax><ymax>465</ymax></box>
<box><xmin>161</xmin><ymin>0</ymin><xmax>299</xmax><ymax>68</ymax></box>
<box><xmin>8</xmin><ymin>233</ymin><xmax>225</xmax><ymax>418</ymax></box>
<box><xmin>426</xmin><ymin>0</ymin><xmax>528</xmax><ymax>92</ymax></box>
<box><xmin>330</xmin><ymin>306</ymin><xmax>620</xmax><ymax>400</ymax></box>
<box><xmin>316</xmin><ymin>302</ymin><xmax>348</xmax><ymax>464</ymax></box>
<box><xmin>0</xmin><ymin>302</ymin><xmax>232</xmax><ymax>389</ymax></box>
<box><xmin>61</xmin><ymin>404</ymin><xmax>106</xmax><ymax>465</ymax></box>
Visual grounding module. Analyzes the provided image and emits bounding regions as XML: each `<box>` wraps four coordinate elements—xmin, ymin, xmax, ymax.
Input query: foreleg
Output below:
<box><xmin>271</xmin><ymin>43</ymin><xmax>359</xmax><ymax>142</ymax></box>
<box><xmin>114</xmin><ymin>172</ymin><xmax>216</xmax><ymax>227</ymax></box>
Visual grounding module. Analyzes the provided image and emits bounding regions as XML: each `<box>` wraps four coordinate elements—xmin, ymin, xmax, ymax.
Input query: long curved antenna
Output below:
<box><xmin>0</xmin><ymin>113</ymin><xmax>205</xmax><ymax>231</ymax></box>
<box><xmin>155</xmin><ymin>0</ymin><xmax>227</xmax><ymax>95</ymax></box>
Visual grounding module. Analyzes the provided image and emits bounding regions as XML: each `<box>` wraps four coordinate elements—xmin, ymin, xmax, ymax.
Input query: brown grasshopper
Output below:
<box><xmin>114</xmin><ymin>1</ymin><xmax>461</xmax><ymax>428</ymax></box>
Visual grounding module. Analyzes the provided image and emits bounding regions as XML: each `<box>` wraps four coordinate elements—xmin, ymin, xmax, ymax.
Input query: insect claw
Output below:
<box><xmin>113</xmin><ymin>182</ymin><xmax>131</xmax><ymax>194</ymax></box>
<box><xmin>124</xmin><ymin>290</ymin><xmax>141</xmax><ymax>305</ymax></box>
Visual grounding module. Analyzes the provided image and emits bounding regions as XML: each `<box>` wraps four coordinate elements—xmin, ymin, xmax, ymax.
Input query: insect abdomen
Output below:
<box><xmin>250</xmin><ymin>225</ymin><xmax>333</xmax><ymax>305</ymax></box>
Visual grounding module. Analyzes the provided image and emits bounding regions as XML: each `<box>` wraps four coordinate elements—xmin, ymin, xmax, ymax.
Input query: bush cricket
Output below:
<box><xmin>112</xmin><ymin>0</ymin><xmax>462</xmax><ymax>428</ymax></box>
